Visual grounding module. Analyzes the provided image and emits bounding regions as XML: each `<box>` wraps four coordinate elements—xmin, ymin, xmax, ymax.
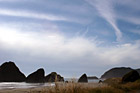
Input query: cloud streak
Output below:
<box><xmin>0</xmin><ymin>9</ymin><xmax>67</xmax><ymax>21</ymax></box>
<box><xmin>0</xmin><ymin>26</ymin><xmax>140</xmax><ymax>77</ymax></box>
<box><xmin>85</xmin><ymin>0</ymin><xmax>122</xmax><ymax>42</ymax></box>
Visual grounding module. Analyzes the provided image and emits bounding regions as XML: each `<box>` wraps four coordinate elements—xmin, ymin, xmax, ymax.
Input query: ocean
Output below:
<box><xmin>0</xmin><ymin>82</ymin><xmax>55</xmax><ymax>89</ymax></box>
<box><xmin>0</xmin><ymin>78</ymin><xmax>99</xmax><ymax>89</ymax></box>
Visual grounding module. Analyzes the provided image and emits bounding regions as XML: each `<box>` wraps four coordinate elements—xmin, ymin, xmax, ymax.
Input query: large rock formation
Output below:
<box><xmin>0</xmin><ymin>61</ymin><xmax>26</xmax><ymax>82</ymax></box>
<box><xmin>122</xmin><ymin>70</ymin><xmax>140</xmax><ymax>83</ymax></box>
<box><xmin>78</xmin><ymin>74</ymin><xmax>88</xmax><ymax>83</ymax></box>
<box><xmin>26</xmin><ymin>68</ymin><xmax>45</xmax><ymax>83</ymax></box>
<box><xmin>101</xmin><ymin>67</ymin><xmax>133</xmax><ymax>79</ymax></box>
<box><xmin>45</xmin><ymin>72</ymin><xmax>64</xmax><ymax>82</ymax></box>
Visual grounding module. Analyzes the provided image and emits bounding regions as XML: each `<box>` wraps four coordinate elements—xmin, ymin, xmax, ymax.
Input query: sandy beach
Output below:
<box><xmin>0</xmin><ymin>83</ymin><xmax>106</xmax><ymax>93</ymax></box>
<box><xmin>0</xmin><ymin>87</ymin><xmax>45</xmax><ymax>93</ymax></box>
<box><xmin>0</xmin><ymin>81</ymin><xmax>140</xmax><ymax>93</ymax></box>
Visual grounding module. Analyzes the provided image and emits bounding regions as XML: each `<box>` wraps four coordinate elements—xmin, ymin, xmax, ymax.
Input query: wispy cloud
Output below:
<box><xmin>0</xmin><ymin>0</ymin><xmax>17</xmax><ymax>1</ymax></box>
<box><xmin>0</xmin><ymin>0</ymin><xmax>140</xmax><ymax>77</ymax></box>
<box><xmin>112</xmin><ymin>0</ymin><xmax>140</xmax><ymax>25</ymax></box>
<box><xmin>85</xmin><ymin>0</ymin><xmax>122</xmax><ymax>42</ymax></box>
<box><xmin>0</xmin><ymin>26</ymin><xmax>140</xmax><ymax>77</ymax></box>
<box><xmin>117</xmin><ymin>0</ymin><xmax>140</xmax><ymax>11</ymax></box>
<box><xmin>0</xmin><ymin>0</ymin><xmax>31</xmax><ymax>2</ymax></box>
<box><xmin>130</xmin><ymin>30</ymin><xmax>140</xmax><ymax>35</ymax></box>
<box><xmin>0</xmin><ymin>8</ymin><xmax>91</xmax><ymax>24</ymax></box>
<box><xmin>0</xmin><ymin>9</ymin><xmax>67</xmax><ymax>21</ymax></box>
<box><xmin>116</xmin><ymin>10</ymin><xmax>140</xmax><ymax>25</ymax></box>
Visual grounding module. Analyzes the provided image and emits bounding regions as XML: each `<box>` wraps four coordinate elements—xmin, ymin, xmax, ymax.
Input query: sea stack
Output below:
<box><xmin>0</xmin><ymin>61</ymin><xmax>26</xmax><ymax>82</ymax></box>
<box><xmin>78</xmin><ymin>74</ymin><xmax>88</xmax><ymax>83</ymax></box>
<box><xmin>26</xmin><ymin>68</ymin><xmax>45</xmax><ymax>83</ymax></box>
<box><xmin>45</xmin><ymin>72</ymin><xmax>64</xmax><ymax>82</ymax></box>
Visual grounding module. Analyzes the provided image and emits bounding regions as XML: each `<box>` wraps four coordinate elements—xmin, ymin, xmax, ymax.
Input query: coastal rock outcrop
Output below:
<box><xmin>122</xmin><ymin>70</ymin><xmax>140</xmax><ymax>83</ymax></box>
<box><xmin>78</xmin><ymin>74</ymin><xmax>88</xmax><ymax>83</ymax></box>
<box><xmin>0</xmin><ymin>61</ymin><xmax>26</xmax><ymax>82</ymax></box>
<box><xmin>26</xmin><ymin>68</ymin><xmax>45</xmax><ymax>83</ymax></box>
<box><xmin>101</xmin><ymin>67</ymin><xmax>133</xmax><ymax>79</ymax></box>
<box><xmin>136</xmin><ymin>69</ymin><xmax>140</xmax><ymax>74</ymax></box>
<box><xmin>45</xmin><ymin>72</ymin><xmax>64</xmax><ymax>82</ymax></box>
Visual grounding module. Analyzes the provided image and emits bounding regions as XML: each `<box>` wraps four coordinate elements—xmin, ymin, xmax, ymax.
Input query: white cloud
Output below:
<box><xmin>101</xmin><ymin>43</ymin><xmax>140</xmax><ymax>65</ymax></box>
<box><xmin>0</xmin><ymin>0</ymin><xmax>18</xmax><ymax>1</ymax></box>
<box><xmin>0</xmin><ymin>26</ymin><xmax>139</xmax><ymax>66</ymax></box>
<box><xmin>0</xmin><ymin>26</ymin><xmax>140</xmax><ymax>77</ymax></box>
<box><xmin>0</xmin><ymin>0</ymin><xmax>139</xmax><ymax>77</ymax></box>
<box><xmin>85</xmin><ymin>0</ymin><xmax>122</xmax><ymax>42</ymax></box>
<box><xmin>0</xmin><ymin>9</ymin><xmax>67</xmax><ymax>21</ymax></box>
<box><xmin>117</xmin><ymin>12</ymin><xmax>140</xmax><ymax>25</ymax></box>
<box><xmin>0</xmin><ymin>8</ymin><xmax>91</xmax><ymax>24</ymax></box>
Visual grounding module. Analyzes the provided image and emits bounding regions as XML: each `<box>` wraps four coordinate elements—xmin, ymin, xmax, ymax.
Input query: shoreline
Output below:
<box><xmin>0</xmin><ymin>82</ymin><xmax>106</xmax><ymax>93</ymax></box>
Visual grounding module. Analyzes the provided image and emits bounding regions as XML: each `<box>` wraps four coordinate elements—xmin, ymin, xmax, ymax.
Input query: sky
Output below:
<box><xmin>0</xmin><ymin>0</ymin><xmax>140</xmax><ymax>78</ymax></box>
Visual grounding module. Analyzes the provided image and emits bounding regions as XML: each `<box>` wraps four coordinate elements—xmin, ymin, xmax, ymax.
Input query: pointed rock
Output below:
<box><xmin>26</xmin><ymin>68</ymin><xmax>45</xmax><ymax>83</ymax></box>
<box><xmin>78</xmin><ymin>74</ymin><xmax>88</xmax><ymax>83</ymax></box>
<box><xmin>0</xmin><ymin>61</ymin><xmax>26</xmax><ymax>82</ymax></box>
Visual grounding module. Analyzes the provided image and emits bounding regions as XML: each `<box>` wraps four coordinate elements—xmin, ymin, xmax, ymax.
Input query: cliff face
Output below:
<box><xmin>0</xmin><ymin>61</ymin><xmax>26</xmax><ymax>82</ymax></box>
<box><xmin>101</xmin><ymin>67</ymin><xmax>133</xmax><ymax>79</ymax></box>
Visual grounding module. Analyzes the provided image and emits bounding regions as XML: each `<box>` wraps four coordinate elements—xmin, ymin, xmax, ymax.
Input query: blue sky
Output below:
<box><xmin>0</xmin><ymin>0</ymin><xmax>140</xmax><ymax>78</ymax></box>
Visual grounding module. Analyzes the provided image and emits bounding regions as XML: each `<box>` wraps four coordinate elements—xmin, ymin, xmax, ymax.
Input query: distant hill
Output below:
<box><xmin>100</xmin><ymin>67</ymin><xmax>140</xmax><ymax>79</ymax></box>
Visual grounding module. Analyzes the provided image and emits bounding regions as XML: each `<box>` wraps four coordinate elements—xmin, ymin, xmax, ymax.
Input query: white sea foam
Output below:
<box><xmin>0</xmin><ymin>82</ymin><xmax>55</xmax><ymax>89</ymax></box>
<box><xmin>0</xmin><ymin>79</ymin><xmax>99</xmax><ymax>89</ymax></box>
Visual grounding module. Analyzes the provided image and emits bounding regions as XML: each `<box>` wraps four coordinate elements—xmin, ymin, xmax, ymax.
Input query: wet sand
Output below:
<box><xmin>0</xmin><ymin>87</ymin><xmax>47</xmax><ymax>93</ymax></box>
<box><xmin>0</xmin><ymin>83</ymin><xmax>106</xmax><ymax>93</ymax></box>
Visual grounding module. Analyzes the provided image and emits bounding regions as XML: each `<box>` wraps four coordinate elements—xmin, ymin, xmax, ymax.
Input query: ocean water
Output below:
<box><xmin>88</xmin><ymin>79</ymin><xmax>99</xmax><ymax>83</ymax></box>
<box><xmin>0</xmin><ymin>82</ymin><xmax>55</xmax><ymax>89</ymax></box>
<box><xmin>64</xmin><ymin>78</ymin><xmax>99</xmax><ymax>83</ymax></box>
<box><xmin>0</xmin><ymin>79</ymin><xmax>99</xmax><ymax>89</ymax></box>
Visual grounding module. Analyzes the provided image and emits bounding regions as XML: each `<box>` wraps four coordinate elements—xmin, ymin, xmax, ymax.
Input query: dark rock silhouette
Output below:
<box><xmin>78</xmin><ymin>74</ymin><xmax>88</xmax><ymax>83</ymax></box>
<box><xmin>26</xmin><ymin>68</ymin><xmax>45</xmax><ymax>83</ymax></box>
<box><xmin>122</xmin><ymin>70</ymin><xmax>140</xmax><ymax>83</ymax></box>
<box><xmin>99</xmin><ymin>80</ymin><xmax>103</xmax><ymax>83</ymax></box>
<box><xmin>101</xmin><ymin>67</ymin><xmax>133</xmax><ymax>79</ymax></box>
<box><xmin>136</xmin><ymin>69</ymin><xmax>140</xmax><ymax>74</ymax></box>
<box><xmin>87</xmin><ymin>76</ymin><xmax>98</xmax><ymax>79</ymax></box>
<box><xmin>57</xmin><ymin>74</ymin><xmax>64</xmax><ymax>82</ymax></box>
<box><xmin>45</xmin><ymin>72</ymin><xmax>64</xmax><ymax>82</ymax></box>
<box><xmin>0</xmin><ymin>61</ymin><xmax>26</xmax><ymax>82</ymax></box>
